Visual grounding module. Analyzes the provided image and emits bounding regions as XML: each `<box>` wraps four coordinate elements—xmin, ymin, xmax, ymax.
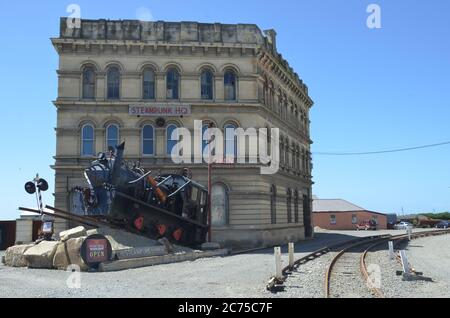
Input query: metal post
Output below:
<box><xmin>274</xmin><ymin>247</ymin><xmax>282</xmax><ymax>280</ymax></box>
<box><xmin>388</xmin><ymin>241</ymin><xmax>394</xmax><ymax>260</ymax></box>
<box><xmin>399</xmin><ymin>250</ymin><xmax>411</xmax><ymax>275</ymax></box>
<box><xmin>407</xmin><ymin>227</ymin><xmax>412</xmax><ymax>241</ymax></box>
<box><xmin>207</xmin><ymin>162</ymin><xmax>212</xmax><ymax>243</ymax></box>
<box><xmin>288</xmin><ymin>243</ymin><xmax>295</xmax><ymax>268</ymax></box>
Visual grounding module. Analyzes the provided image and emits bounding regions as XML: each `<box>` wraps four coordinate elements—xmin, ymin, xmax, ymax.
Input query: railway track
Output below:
<box><xmin>325</xmin><ymin>229</ymin><xmax>450</xmax><ymax>298</ymax></box>
<box><xmin>268</xmin><ymin>229</ymin><xmax>450</xmax><ymax>297</ymax></box>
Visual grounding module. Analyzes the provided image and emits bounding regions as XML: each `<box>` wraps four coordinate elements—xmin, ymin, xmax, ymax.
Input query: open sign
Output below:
<box><xmin>81</xmin><ymin>234</ymin><xmax>112</xmax><ymax>269</ymax></box>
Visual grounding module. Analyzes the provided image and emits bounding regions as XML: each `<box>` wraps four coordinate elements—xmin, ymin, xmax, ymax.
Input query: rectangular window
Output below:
<box><xmin>82</xmin><ymin>140</ymin><xmax>94</xmax><ymax>157</ymax></box>
<box><xmin>352</xmin><ymin>214</ymin><xmax>357</xmax><ymax>224</ymax></box>
<box><xmin>330</xmin><ymin>215</ymin><xmax>336</xmax><ymax>225</ymax></box>
<box><xmin>143</xmin><ymin>140</ymin><xmax>154</xmax><ymax>155</ymax></box>
<box><xmin>372</xmin><ymin>216</ymin><xmax>378</xmax><ymax>224</ymax></box>
<box><xmin>143</xmin><ymin>82</ymin><xmax>155</xmax><ymax>100</ymax></box>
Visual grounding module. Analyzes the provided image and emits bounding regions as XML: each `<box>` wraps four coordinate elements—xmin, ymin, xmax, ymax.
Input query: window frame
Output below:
<box><xmin>287</xmin><ymin>188</ymin><xmax>292</xmax><ymax>224</ymax></box>
<box><xmin>166</xmin><ymin>123</ymin><xmax>180</xmax><ymax>156</ymax></box>
<box><xmin>224</xmin><ymin>123</ymin><xmax>238</xmax><ymax>163</ymax></box>
<box><xmin>105</xmin><ymin>124</ymin><xmax>120</xmax><ymax>152</ymax></box>
<box><xmin>224</xmin><ymin>70</ymin><xmax>237</xmax><ymax>101</ymax></box>
<box><xmin>200</xmin><ymin>69</ymin><xmax>214</xmax><ymax>100</ymax></box>
<box><xmin>82</xmin><ymin>66</ymin><xmax>96</xmax><ymax>100</ymax></box>
<box><xmin>270</xmin><ymin>184</ymin><xmax>277</xmax><ymax>224</ymax></box>
<box><xmin>106</xmin><ymin>66</ymin><xmax>121</xmax><ymax>100</ymax></box>
<box><xmin>166</xmin><ymin>68</ymin><xmax>180</xmax><ymax>100</ymax></box>
<box><xmin>142</xmin><ymin>68</ymin><xmax>156</xmax><ymax>100</ymax></box>
<box><xmin>330</xmin><ymin>215</ymin><xmax>337</xmax><ymax>225</ymax></box>
<box><xmin>142</xmin><ymin>124</ymin><xmax>155</xmax><ymax>156</ymax></box>
<box><xmin>81</xmin><ymin>124</ymin><xmax>95</xmax><ymax>157</ymax></box>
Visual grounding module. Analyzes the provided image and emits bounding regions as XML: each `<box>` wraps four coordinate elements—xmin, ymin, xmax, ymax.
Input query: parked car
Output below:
<box><xmin>357</xmin><ymin>220</ymin><xmax>377</xmax><ymax>231</ymax></box>
<box><xmin>435</xmin><ymin>221</ymin><xmax>450</xmax><ymax>229</ymax></box>
<box><xmin>394</xmin><ymin>221</ymin><xmax>413</xmax><ymax>230</ymax></box>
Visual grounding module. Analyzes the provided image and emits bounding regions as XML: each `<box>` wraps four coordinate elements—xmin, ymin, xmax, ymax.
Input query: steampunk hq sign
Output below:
<box><xmin>129</xmin><ymin>104</ymin><xmax>191</xmax><ymax>117</ymax></box>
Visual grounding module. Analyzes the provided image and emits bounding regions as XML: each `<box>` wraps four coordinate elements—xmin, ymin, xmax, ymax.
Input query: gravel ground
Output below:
<box><xmin>0</xmin><ymin>229</ymin><xmax>437</xmax><ymax>298</ymax></box>
<box><xmin>272</xmin><ymin>253</ymin><xmax>333</xmax><ymax>298</ymax></box>
<box><xmin>364</xmin><ymin>233</ymin><xmax>450</xmax><ymax>298</ymax></box>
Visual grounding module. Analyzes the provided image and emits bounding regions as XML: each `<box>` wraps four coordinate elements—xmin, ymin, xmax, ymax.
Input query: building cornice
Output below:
<box><xmin>257</xmin><ymin>48</ymin><xmax>314</xmax><ymax>109</ymax></box>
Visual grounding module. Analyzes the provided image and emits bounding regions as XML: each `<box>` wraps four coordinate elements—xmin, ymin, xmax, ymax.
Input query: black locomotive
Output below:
<box><xmin>72</xmin><ymin>142</ymin><xmax>208</xmax><ymax>247</ymax></box>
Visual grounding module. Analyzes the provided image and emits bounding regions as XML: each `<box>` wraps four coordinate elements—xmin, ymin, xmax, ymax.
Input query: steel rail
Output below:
<box><xmin>267</xmin><ymin>234</ymin><xmax>391</xmax><ymax>291</ymax></box>
<box><xmin>329</xmin><ymin>229</ymin><xmax>450</xmax><ymax>298</ymax></box>
<box><xmin>324</xmin><ymin>235</ymin><xmax>391</xmax><ymax>298</ymax></box>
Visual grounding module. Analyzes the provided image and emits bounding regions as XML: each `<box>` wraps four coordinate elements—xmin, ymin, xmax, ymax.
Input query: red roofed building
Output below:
<box><xmin>313</xmin><ymin>198</ymin><xmax>387</xmax><ymax>230</ymax></box>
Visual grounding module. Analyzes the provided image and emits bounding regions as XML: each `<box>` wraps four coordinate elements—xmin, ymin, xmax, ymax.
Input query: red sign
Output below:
<box><xmin>129</xmin><ymin>104</ymin><xmax>191</xmax><ymax>117</ymax></box>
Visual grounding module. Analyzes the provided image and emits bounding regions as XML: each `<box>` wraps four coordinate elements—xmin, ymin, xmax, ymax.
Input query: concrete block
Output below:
<box><xmin>24</xmin><ymin>241</ymin><xmax>59</xmax><ymax>269</ymax></box>
<box><xmin>201</xmin><ymin>242</ymin><xmax>221</xmax><ymax>251</ymax></box>
<box><xmin>60</xmin><ymin>226</ymin><xmax>87</xmax><ymax>242</ymax></box>
<box><xmin>115</xmin><ymin>246</ymin><xmax>168</xmax><ymax>260</ymax></box>
<box><xmin>99</xmin><ymin>249</ymin><xmax>229</xmax><ymax>272</ymax></box>
<box><xmin>4</xmin><ymin>244</ymin><xmax>35</xmax><ymax>267</ymax></box>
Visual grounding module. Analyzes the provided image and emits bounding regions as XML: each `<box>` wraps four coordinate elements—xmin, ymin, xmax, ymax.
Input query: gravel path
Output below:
<box><xmin>364</xmin><ymin>233</ymin><xmax>450</xmax><ymax>298</ymax></box>
<box><xmin>0</xmin><ymin>229</ymin><xmax>438</xmax><ymax>298</ymax></box>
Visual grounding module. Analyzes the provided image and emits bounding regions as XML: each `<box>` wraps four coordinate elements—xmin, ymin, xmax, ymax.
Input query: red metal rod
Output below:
<box><xmin>208</xmin><ymin>162</ymin><xmax>212</xmax><ymax>243</ymax></box>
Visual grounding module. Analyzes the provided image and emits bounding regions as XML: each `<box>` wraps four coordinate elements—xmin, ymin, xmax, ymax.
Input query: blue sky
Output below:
<box><xmin>0</xmin><ymin>0</ymin><xmax>449</xmax><ymax>220</ymax></box>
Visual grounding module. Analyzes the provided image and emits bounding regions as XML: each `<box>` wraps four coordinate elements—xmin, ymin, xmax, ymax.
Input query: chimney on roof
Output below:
<box><xmin>264</xmin><ymin>29</ymin><xmax>277</xmax><ymax>53</ymax></box>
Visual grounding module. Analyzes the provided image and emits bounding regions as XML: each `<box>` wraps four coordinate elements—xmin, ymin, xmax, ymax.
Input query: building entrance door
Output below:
<box><xmin>303</xmin><ymin>195</ymin><xmax>312</xmax><ymax>238</ymax></box>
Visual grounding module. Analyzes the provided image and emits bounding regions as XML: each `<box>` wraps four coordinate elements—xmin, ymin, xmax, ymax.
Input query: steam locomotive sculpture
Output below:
<box><xmin>72</xmin><ymin>142</ymin><xmax>209</xmax><ymax>248</ymax></box>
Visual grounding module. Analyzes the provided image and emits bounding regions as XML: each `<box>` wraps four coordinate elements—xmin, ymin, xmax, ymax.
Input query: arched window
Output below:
<box><xmin>166</xmin><ymin>124</ymin><xmax>179</xmax><ymax>156</ymax></box>
<box><xmin>201</xmin><ymin>69</ymin><xmax>214</xmax><ymax>100</ymax></box>
<box><xmin>107</xmin><ymin>66</ymin><xmax>120</xmax><ymax>99</ymax></box>
<box><xmin>202</xmin><ymin>123</ymin><xmax>211</xmax><ymax>154</ymax></box>
<box><xmin>166</xmin><ymin>68</ymin><xmax>179</xmax><ymax>100</ymax></box>
<box><xmin>294</xmin><ymin>190</ymin><xmax>299</xmax><ymax>223</ymax></box>
<box><xmin>285</xmin><ymin>137</ymin><xmax>290</xmax><ymax>168</ymax></box>
<box><xmin>263</xmin><ymin>76</ymin><xmax>269</xmax><ymax>105</ymax></box>
<box><xmin>211</xmin><ymin>183</ymin><xmax>228</xmax><ymax>227</ymax></box>
<box><xmin>143</xmin><ymin>68</ymin><xmax>155</xmax><ymax>100</ymax></box>
<box><xmin>291</xmin><ymin>142</ymin><xmax>298</xmax><ymax>171</ymax></box>
<box><xmin>81</xmin><ymin>124</ymin><xmax>95</xmax><ymax>157</ymax></box>
<box><xmin>224</xmin><ymin>70</ymin><xmax>237</xmax><ymax>101</ymax></box>
<box><xmin>82</xmin><ymin>66</ymin><xmax>95</xmax><ymax>99</ymax></box>
<box><xmin>280</xmin><ymin>137</ymin><xmax>285</xmax><ymax>166</ymax></box>
<box><xmin>142</xmin><ymin>125</ymin><xmax>155</xmax><ymax>156</ymax></box>
<box><xmin>278</xmin><ymin>89</ymin><xmax>283</xmax><ymax>115</ymax></box>
<box><xmin>270</xmin><ymin>185</ymin><xmax>277</xmax><ymax>224</ymax></box>
<box><xmin>269</xmin><ymin>81</ymin><xmax>275</xmax><ymax>108</ymax></box>
<box><xmin>224</xmin><ymin>123</ymin><xmax>237</xmax><ymax>163</ymax></box>
<box><xmin>287</xmin><ymin>188</ymin><xmax>292</xmax><ymax>224</ymax></box>
<box><xmin>106</xmin><ymin>124</ymin><xmax>119</xmax><ymax>151</ymax></box>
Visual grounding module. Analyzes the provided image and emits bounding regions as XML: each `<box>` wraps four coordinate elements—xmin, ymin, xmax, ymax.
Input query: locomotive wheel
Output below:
<box><xmin>134</xmin><ymin>216</ymin><xmax>144</xmax><ymax>231</ymax></box>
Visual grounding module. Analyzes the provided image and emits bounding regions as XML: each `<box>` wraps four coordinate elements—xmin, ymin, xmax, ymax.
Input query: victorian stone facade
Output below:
<box><xmin>51</xmin><ymin>18</ymin><xmax>314</xmax><ymax>248</ymax></box>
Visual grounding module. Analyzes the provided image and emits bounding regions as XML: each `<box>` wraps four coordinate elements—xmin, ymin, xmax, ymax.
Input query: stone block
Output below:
<box><xmin>59</xmin><ymin>226</ymin><xmax>87</xmax><ymax>242</ymax></box>
<box><xmin>4</xmin><ymin>244</ymin><xmax>35</xmax><ymax>267</ymax></box>
<box><xmin>24</xmin><ymin>241</ymin><xmax>59</xmax><ymax>269</ymax></box>
<box><xmin>53</xmin><ymin>237</ymin><xmax>89</xmax><ymax>271</ymax></box>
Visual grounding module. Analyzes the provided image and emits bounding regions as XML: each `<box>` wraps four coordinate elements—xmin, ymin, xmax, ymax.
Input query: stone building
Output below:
<box><xmin>51</xmin><ymin>18</ymin><xmax>314</xmax><ymax>248</ymax></box>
